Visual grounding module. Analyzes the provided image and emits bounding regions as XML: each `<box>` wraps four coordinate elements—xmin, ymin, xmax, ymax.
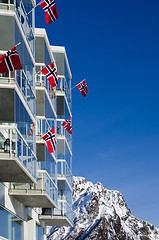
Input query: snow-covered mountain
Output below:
<box><xmin>48</xmin><ymin>176</ymin><xmax>159</xmax><ymax>240</ymax></box>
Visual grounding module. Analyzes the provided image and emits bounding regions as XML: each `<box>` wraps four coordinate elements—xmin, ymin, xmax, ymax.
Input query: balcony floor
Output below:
<box><xmin>39</xmin><ymin>215</ymin><xmax>73</xmax><ymax>227</ymax></box>
<box><xmin>9</xmin><ymin>191</ymin><xmax>57</xmax><ymax>208</ymax></box>
<box><xmin>0</xmin><ymin>156</ymin><xmax>35</xmax><ymax>183</ymax></box>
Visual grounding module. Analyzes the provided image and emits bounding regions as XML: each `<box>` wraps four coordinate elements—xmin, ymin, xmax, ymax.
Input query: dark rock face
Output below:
<box><xmin>48</xmin><ymin>177</ymin><xmax>159</xmax><ymax>240</ymax></box>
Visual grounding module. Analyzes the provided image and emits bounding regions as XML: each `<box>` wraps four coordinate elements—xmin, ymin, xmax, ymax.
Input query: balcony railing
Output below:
<box><xmin>0</xmin><ymin>0</ymin><xmax>14</xmax><ymax>10</ymax></box>
<box><xmin>54</xmin><ymin>200</ymin><xmax>73</xmax><ymax>224</ymax></box>
<box><xmin>0</xmin><ymin>71</ymin><xmax>36</xmax><ymax>117</ymax></box>
<box><xmin>9</xmin><ymin>170</ymin><xmax>58</xmax><ymax>208</ymax></box>
<box><xmin>42</xmin><ymin>200</ymin><xmax>73</xmax><ymax>226</ymax></box>
<box><xmin>40</xmin><ymin>200</ymin><xmax>73</xmax><ymax>227</ymax></box>
<box><xmin>56</xmin><ymin>76</ymin><xmax>71</xmax><ymax>111</ymax></box>
<box><xmin>36</xmin><ymin>117</ymin><xmax>50</xmax><ymax>140</ymax></box>
<box><xmin>57</xmin><ymin>160</ymin><xmax>72</xmax><ymax>188</ymax></box>
<box><xmin>0</xmin><ymin>124</ymin><xmax>36</xmax><ymax>182</ymax></box>
<box><xmin>36</xmin><ymin>67</ymin><xmax>57</xmax><ymax>113</ymax></box>
<box><xmin>0</xmin><ymin>0</ymin><xmax>35</xmax><ymax>55</ymax></box>
<box><xmin>15</xmin><ymin>0</ymin><xmax>35</xmax><ymax>55</ymax></box>
<box><xmin>57</xmin><ymin>119</ymin><xmax>72</xmax><ymax>152</ymax></box>
<box><xmin>37</xmin><ymin>170</ymin><xmax>58</xmax><ymax>206</ymax></box>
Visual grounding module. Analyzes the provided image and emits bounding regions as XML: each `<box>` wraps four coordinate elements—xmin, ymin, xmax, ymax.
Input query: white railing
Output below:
<box><xmin>9</xmin><ymin>170</ymin><xmax>58</xmax><ymax>206</ymax></box>
<box><xmin>57</xmin><ymin>160</ymin><xmax>72</xmax><ymax>187</ymax></box>
<box><xmin>36</xmin><ymin>66</ymin><xmax>57</xmax><ymax>112</ymax></box>
<box><xmin>57</xmin><ymin>119</ymin><xmax>72</xmax><ymax>154</ymax></box>
<box><xmin>0</xmin><ymin>124</ymin><xmax>36</xmax><ymax>179</ymax></box>
<box><xmin>0</xmin><ymin>71</ymin><xmax>36</xmax><ymax>117</ymax></box>
<box><xmin>53</xmin><ymin>200</ymin><xmax>73</xmax><ymax>225</ymax></box>
<box><xmin>37</xmin><ymin>170</ymin><xmax>58</xmax><ymax>206</ymax></box>
<box><xmin>0</xmin><ymin>0</ymin><xmax>14</xmax><ymax>10</ymax></box>
<box><xmin>0</xmin><ymin>0</ymin><xmax>35</xmax><ymax>55</ymax></box>
<box><xmin>36</xmin><ymin>117</ymin><xmax>50</xmax><ymax>140</ymax></box>
<box><xmin>56</xmin><ymin>76</ymin><xmax>71</xmax><ymax>111</ymax></box>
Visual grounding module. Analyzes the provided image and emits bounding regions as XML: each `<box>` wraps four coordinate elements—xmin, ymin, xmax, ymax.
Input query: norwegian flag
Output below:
<box><xmin>28</xmin><ymin>123</ymin><xmax>35</xmax><ymax>136</ymax></box>
<box><xmin>42</xmin><ymin>127</ymin><xmax>56</xmax><ymax>153</ymax></box>
<box><xmin>41</xmin><ymin>62</ymin><xmax>58</xmax><ymax>88</ymax></box>
<box><xmin>62</xmin><ymin>118</ymin><xmax>72</xmax><ymax>135</ymax></box>
<box><xmin>40</xmin><ymin>0</ymin><xmax>58</xmax><ymax>25</ymax></box>
<box><xmin>77</xmin><ymin>80</ymin><xmax>88</xmax><ymax>97</ymax></box>
<box><xmin>0</xmin><ymin>45</ymin><xmax>22</xmax><ymax>73</ymax></box>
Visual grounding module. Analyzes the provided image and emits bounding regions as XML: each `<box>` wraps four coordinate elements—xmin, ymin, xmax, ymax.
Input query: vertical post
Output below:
<box><xmin>43</xmin><ymin>227</ymin><xmax>47</xmax><ymax>240</ymax></box>
<box><xmin>8</xmin><ymin>0</ymin><xmax>10</xmax><ymax>10</ymax></box>
<box><xmin>10</xmin><ymin>129</ymin><xmax>12</xmax><ymax>156</ymax></box>
<box><xmin>8</xmin><ymin>214</ymin><xmax>12</xmax><ymax>240</ymax></box>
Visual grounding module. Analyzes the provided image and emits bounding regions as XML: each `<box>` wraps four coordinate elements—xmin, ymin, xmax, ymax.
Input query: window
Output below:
<box><xmin>0</xmin><ymin>206</ymin><xmax>23</xmax><ymax>240</ymax></box>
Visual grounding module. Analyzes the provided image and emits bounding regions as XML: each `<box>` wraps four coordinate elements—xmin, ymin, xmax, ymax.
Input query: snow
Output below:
<box><xmin>48</xmin><ymin>176</ymin><xmax>159</xmax><ymax>240</ymax></box>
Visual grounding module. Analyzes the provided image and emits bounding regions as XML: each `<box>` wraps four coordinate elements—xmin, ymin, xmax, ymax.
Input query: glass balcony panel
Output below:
<box><xmin>57</xmin><ymin>161</ymin><xmax>72</xmax><ymax>187</ymax></box>
<box><xmin>15</xmin><ymin>0</ymin><xmax>34</xmax><ymax>55</ymax></box>
<box><xmin>17</xmin><ymin>129</ymin><xmax>36</xmax><ymax>179</ymax></box>
<box><xmin>36</xmin><ymin>66</ymin><xmax>57</xmax><ymax>113</ymax></box>
<box><xmin>16</xmin><ymin>70</ymin><xmax>36</xmax><ymax>117</ymax></box>
<box><xmin>0</xmin><ymin>0</ymin><xmax>14</xmax><ymax>10</ymax></box>
<box><xmin>57</xmin><ymin>119</ymin><xmax>72</xmax><ymax>152</ymax></box>
<box><xmin>52</xmin><ymin>201</ymin><xmax>73</xmax><ymax>225</ymax></box>
<box><xmin>9</xmin><ymin>171</ymin><xmax>58</xmax><ymax>208</ymax></box>
<box><xmin>0</xmin><ymin>70</ymin><xmax>35</xmax><ymax>118</ymax></box>
<box><xmin>56</xmin><ymin>77</ymin><xmax>71</xmax><ymax>111</ymax></box>
<box><xmin>0</xmin><ymin>124</ymin><xmax>36</xmax><ymax>182</ymax></box>
<box><xmin>37</xmin><ymin>171</ymin><xmax>58</xmax><ymax>206</ymax></box>
<box><xmin>0</xmin><ymin>0</ymin><xmax>35</xmax><ymax>54</ymax></box>
<box><xmin>36</xmin><ymin>118</ymin><xmax>50</xmax><ymax>139</ymax></box>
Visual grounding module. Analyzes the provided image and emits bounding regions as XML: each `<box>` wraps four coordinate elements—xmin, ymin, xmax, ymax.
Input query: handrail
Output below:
<box><xmin>16</xmin><ymin>128</ymin><xmax>37</xmax><ymax>159</ymax></box>
<box><xmin>58</xmin><ymin>159</ymin><xmax>72</xmax><ymax>176</ymax></box>
<box><xmin>19</xmin><ymin>0</ymin><xmax>34</xmax><ymax>38</ymax></box>
<box><xmin>37</xmin><ymin>170</ymin><xmax>58</xmax><ymax>190</ymax></box>
<box><xmin>0</xmin><ymin>124</ymin><xmax>37</xmax><ymax>160</ymax></box>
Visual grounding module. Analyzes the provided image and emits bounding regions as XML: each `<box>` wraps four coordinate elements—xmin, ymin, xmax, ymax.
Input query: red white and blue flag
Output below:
<box><xmin>28</xmin><ymin>122</ymin><xmax>35</xmax><ymax>136</ymax></box>
<box><xmin>42</xmin><ymin>127</ymin><xmax>56</xmax><ymax>153</ymax></box>
<box><xmin>77</xmin><ymin>80</ymin><xmax>88</xmax><ymax>97</ymax></box>
<box><xmin>0</xmin><ymin>45</ymin><xmax>22</xmax><ymax>73</ymax></box>
<box><xmin>41</xmin><ymin>62</ymin><xmax>58</xmax><ymax>88</ymax></box>
<box><xmin>40</xmin><ymin>0</ymin><xmax>58</xmax><ymax>25</ymax></box>
<box><xmin>62</xmin><ymin>118</ymin><xmax>72</xmax><ymax>135</ymax></box>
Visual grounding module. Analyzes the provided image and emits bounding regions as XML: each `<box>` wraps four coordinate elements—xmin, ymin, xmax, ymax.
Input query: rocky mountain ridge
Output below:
<box><xmin>48</xmin><ymin>176</ymin><xmax>159</xmax><ymax>240</ymax></box>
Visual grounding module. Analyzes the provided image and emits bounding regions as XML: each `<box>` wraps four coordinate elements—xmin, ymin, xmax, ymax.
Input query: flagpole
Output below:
<box><xmin>71</xmin><ymin>79</ymin><xmax>86</xmax><ymax>90</ymax></box>
<box><xmin>71</xmin><ymin>84</ymin><xmax>77</xmax><ymax>91</ymax></box>
<box><xmin>27</xmin><ymin>0</ymin><xmax>43</xmax><ymax>15</ymax></box>
<box><xmin>15</xmin><ymin>42</ymin><xmax>21</xmax><ymax>48</ymax></box>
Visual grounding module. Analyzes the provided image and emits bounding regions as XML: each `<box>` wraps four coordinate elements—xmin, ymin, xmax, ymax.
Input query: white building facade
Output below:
<box><xmin>0</xmin><ymin>0</ymin><xmax>73</xmax><ymax>239</ymax></box>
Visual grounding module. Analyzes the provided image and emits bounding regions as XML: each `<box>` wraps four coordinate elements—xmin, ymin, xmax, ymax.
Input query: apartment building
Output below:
<box><xmin>0</xmin><ymin>0</ymin><xmax>73</xmax><ymax>239</ymax></box>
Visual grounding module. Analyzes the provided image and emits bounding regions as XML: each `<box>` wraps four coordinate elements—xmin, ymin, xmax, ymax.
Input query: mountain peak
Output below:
<box><xmin>48</xmin><ymin>176</ymin><xmax>159</xmax><ymax>240</ymax></box>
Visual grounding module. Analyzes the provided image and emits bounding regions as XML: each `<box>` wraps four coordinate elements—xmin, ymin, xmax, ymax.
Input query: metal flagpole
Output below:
<box><xmin>71</xmin><ymin>84</ymin><xmax>77</xmax><ymax>91</ymax></box>
<box><xmin>15</xmin><ymin>42</ymin><xmax>21</xmax><ymax>48</ymax></box>
<box><xmin>27</xmin><ymin>0</ymin><xmax>43</xmax><ymax>15</ymax></box>
<box><xmin>71</xmin><ymin>79</ymin><xmax>85</xmax><ymax>90</ymax></box>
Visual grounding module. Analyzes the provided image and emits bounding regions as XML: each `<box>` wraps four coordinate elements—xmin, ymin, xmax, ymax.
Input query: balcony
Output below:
<box><xmin>9</xmin><ymin>170</ymin><xmax>58</xmax><ymax>208</ymax></box>
<box><xmin>39</xmin><ymin>200</ymin><xmax>73</xmax><ymax>227</ymax></box>
<box><xmin>57</xmin><ymin>119</ymin><xmax>72</xmax><ymax>154</ymax></box>
<box><xmin>0</xmin><ymin>0</ymin><xmax>14</xmax><ymax>10</ymax></box>
<box><xmin>56</xmin><ymin>77</ymin><xmax>71</xmax><ymax>111</ymax></box>
<box><xmin>0</xmin><ymin>0</ymin><xmax>35</xmax><ymax>55</ymax></box>
<box><xmin>0</xmin><ymin>124</ymin><xmax>36</xmax><ymax>183</ymax></box>
<box><xmin>36</xmin><ymin>117</ymin><xmax>57</xmax><ymax>164</ymax></box>
<box><xmin>36</xmin><ymin>67</ymin><xmax>57</xmax><ymax>113</ymax></box>
<box><xmin>0</xmin><ymin>71</ymin><xmax>36</xmax><ymax>118</ymax></box>
<box><xmin>57</xmin><ymin>160</ymin><xmax>72</xmax><ymax>189</ymax></box>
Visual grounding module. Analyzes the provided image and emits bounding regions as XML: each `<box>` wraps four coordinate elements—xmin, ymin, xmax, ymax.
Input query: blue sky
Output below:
<box><xmin>36</xmin><ymin>0</ymin><xmax>159</xmax><ymax>227</ymax></box>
